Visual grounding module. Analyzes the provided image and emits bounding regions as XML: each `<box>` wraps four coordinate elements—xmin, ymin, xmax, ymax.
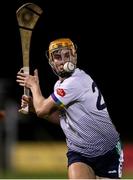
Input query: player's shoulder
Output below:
<box><xmin>54</xmin><ymin>68</ymin><xmax>92</xmax><ymax>89</ymax></box>
<box><xmin>73</xmin><ymin>68</ymin><xmax>93</xmax><ymax>83</ymax></box>
<box><xmin>64</xmin><ymin>68</ymin><xmax>83</xmax><ymax>85</ymax></box>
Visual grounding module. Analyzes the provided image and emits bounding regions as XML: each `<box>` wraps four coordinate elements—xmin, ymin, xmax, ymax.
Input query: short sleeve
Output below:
<box><xmin>51</xmin><ymin>79</ymin><xmax>81</xmax><ymax>107</ymax></box>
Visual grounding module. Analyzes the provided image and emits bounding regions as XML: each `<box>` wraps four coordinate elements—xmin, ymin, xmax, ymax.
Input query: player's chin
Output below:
<box><xmin>56</xmin><ymin>68</ymin><xmax>64</xmax><ymax>74</ymax></box>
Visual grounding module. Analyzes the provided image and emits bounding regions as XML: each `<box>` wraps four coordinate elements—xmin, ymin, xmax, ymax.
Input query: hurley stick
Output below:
<box><xmin>16</xmin><ymin>3</ymin><xmax>43</xmax><ymax>114</ymax></box>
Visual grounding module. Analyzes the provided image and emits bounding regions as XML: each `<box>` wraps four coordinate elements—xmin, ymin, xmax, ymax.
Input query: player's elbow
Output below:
<box><xmin>36</xmin><ymin>108</ymin><xmax>49</xmax><ymax>118</ymax></box>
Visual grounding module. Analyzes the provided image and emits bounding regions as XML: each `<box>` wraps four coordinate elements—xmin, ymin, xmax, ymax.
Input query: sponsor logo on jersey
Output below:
<box><xmin>56</xmin><ymin>88</ymin><xmax>66</xmax><ymax>97</ymax></box>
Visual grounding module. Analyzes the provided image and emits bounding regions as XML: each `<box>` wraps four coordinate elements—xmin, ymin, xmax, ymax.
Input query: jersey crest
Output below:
<box><xmin>56</xmin><ymin>88</ymin><xmax>66</xmax><ymax>97</ymax></box>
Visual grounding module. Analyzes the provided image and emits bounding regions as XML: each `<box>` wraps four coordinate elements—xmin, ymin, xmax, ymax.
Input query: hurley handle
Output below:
<box><xmin>19</xmin><ymin>67</ymin><xmax>30</xmax><ymax>114</ymax></box>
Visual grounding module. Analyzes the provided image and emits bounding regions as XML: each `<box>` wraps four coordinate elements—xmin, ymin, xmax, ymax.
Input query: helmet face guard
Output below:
<box><xmin>46</xmin><ymin>38</ymin><xmax>77</xmax><ymax>77</ymax></box>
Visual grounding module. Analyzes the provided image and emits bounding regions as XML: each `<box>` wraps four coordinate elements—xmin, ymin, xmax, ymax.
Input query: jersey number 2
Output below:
<box><xmin>92</xmin><ymin>81</ymin><xmax>106</xmax><ymax>110</ymax></box>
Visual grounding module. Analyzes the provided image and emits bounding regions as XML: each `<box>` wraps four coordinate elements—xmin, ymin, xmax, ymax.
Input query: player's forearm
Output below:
<box><xmin>31</xmin><ymin>86</ymin><xmax>60</xmax><ymax>122</ymax></box>
<box><xmin>30</xmin><ymin>84</ymin><xmax>55</xmax><ymax>117</ymax></box>
<box><xmin>30</xmin><ymin>85</ymin><xmax>46</xmax><ymax>116</ymax></box>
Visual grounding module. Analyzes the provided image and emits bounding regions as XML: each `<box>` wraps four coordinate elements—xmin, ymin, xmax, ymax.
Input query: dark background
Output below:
<box><xmin>0</xmin><ymin>0</ymin><xmax>132</xmax><ymax>142</ymax></box>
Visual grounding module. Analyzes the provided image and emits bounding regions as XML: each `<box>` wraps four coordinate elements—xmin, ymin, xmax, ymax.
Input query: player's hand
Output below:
<box><xmin>17</xmin><ymin>68</ymin><xmax>39</xmax><ymax>89</ymax></box>
<box><xmin>20</xmin><ymin>95</ymin><xmax>35</xmax><ymax>113</ymax></box>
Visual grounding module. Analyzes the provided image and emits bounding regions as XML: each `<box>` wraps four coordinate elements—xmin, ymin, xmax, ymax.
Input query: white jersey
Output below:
<box><xmin>51</xmin><ymin>68</ymin><xmax>119</xmax><ymax>157</ymax></box>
